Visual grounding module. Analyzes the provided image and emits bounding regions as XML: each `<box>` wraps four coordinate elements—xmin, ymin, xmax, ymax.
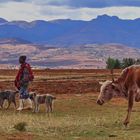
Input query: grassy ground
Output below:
<box><xmin>1</xmin><ymin>94</ymin><xmax>140</xmax><ymax>140</ymax></box>
<box><xmin>0</xmin><ymin>69</ymin><xmax>140</xmax><ymax>140</ymax></box>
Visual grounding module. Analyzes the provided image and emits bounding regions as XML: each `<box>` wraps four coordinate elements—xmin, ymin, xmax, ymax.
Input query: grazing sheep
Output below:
<box><xmin>29</xmin><ymin>92</ymin><xmax>56</xmax><ymax>113</ymax></box>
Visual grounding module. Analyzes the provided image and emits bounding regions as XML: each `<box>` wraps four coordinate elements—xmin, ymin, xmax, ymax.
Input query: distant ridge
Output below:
<box><xmin>0</xmin><ymin>18</ymin><xmax>8</xmax><ymax>24</ymax></box>
<box><xmin>0</xmin><ymin>15</ymin><xmax>140</xmax><ymax>47</ymax></box>
<box><xmin>0</xmin><ymin>38</ymin><xmax>31</xmax><ymax>45</ymax></box>
<box><xmin>0</xmin><ymin>43</ymin><xmax>140</xmax><ymax>69</ymax></box>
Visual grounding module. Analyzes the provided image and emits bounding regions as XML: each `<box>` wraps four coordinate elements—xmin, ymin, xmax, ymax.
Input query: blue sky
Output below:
<box><xmin>0</xmin><ymin>0</ymin><xmax>140</xmax><ymax>21</ymax></box>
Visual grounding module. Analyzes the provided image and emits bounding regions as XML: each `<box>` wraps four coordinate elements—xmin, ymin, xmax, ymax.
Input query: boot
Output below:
<box><xmin>24</xmin><ymin>98</ymin><xmax>32</xmax><ymax>110</ymax></box>
<box><xmin>17</xmin><ymin>99</ymin><xmax>24</xmax><ymax>111</ymax></box>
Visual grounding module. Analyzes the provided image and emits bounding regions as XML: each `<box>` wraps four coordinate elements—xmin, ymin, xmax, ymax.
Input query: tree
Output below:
<box><xmin>114</xmin><ymin>59</ymin><xmax>121</xmax><ymax>69</ymax></box>
<box><xmin>106</xmin><ymin>57</ymin><xmax>116</xmax><ymax>81</ymax></box>
<box><xmin>106</xmin><ymin>57</ymin><xmax>115</xmax><ymax>69</ymax></box>
<box><xmin>122</xmin><ymin>58</ymin><xmax>135</xmax><ymax>68</ymax></box>
<box><xmin>136</xmin><ymin>59</ymin><xmax>140</xmax><ymax>64</ymax></box>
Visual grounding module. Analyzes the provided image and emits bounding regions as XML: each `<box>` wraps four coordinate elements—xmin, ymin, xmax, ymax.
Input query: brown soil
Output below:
<box><xmin>0</xmin><ymin>132</ymin><xmax>33</xmax><ymax>140</ymax></box>
<box><xmin>0</xmin><ymin>69</ymin><xmax>121</xmax><ymax>94</ymax></box>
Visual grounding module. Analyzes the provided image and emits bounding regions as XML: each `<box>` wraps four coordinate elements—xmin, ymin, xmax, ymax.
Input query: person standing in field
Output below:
<box><xmin>15</xmin><ymin>56</ymin><xmax>34</xmax><ymax>111</ymax></box>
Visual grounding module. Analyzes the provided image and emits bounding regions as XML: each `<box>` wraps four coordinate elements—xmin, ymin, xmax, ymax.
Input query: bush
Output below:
<box><xmin>14</xmin><ymin>122</ymin><xmax>27</xmax><ymax>131</ymax></box>
<box><xmin>122</xmin><ymin>58</ymin><xmax>136</xmax><ymax>68</ymax></box>
<box><xmin>106</xmin><ymin>57</ymin><xmax>116</xmax><ymax>69</ymax></box>
<box><xmin>106</xmin><ymin>57</ymin><xmax>138</xmax><ymax>69</ymax></box>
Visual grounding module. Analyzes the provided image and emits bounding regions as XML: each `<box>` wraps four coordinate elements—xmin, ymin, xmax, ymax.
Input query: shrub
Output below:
<box><xmin>14</xmin><ymin>122</ymin><xmax>27</xmax><ymax>131</ymax></box>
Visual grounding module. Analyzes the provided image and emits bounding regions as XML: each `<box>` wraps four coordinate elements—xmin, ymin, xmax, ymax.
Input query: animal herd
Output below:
<box><xmin>0</xmin><ymin>91</ymin><xmax>56</xmax><ymax>113</ymax></box>
<box><xmin>1</xmin><ymin>65</ymin><xmax>140</xmax><ymax>126</ymax></box>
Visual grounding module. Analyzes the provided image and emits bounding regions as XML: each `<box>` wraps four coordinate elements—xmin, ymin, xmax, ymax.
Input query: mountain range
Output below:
<box><xmin>0</xmin><ymin>15</ymin><xmax>140</xmax><ymax>47</ymax></box>
<box><xmin>1</xmin><ymin>15</ymin><xmax>140</xmax><ymax>68</ymax></box>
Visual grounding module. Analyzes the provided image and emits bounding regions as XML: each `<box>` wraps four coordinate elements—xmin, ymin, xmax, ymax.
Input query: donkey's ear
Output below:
<box><xmin>112</xmin><ymin>82</ymin><xmax>116</xmax><ymax>86</ymax></box>
<box><xmin>33</xmin><ymin>92</ymin><xmax>37</xmax><ymax>96</ymax></box>
<box><xmin>111</xmin><ymin>83</ymin><xmax>117</xmax><ymax>89</ymax></box>
<box><xmin>112</xmin><ymin>84</ymin><xmax>115</xmax><ymax>89</ymax></box>
<box><xmin>15</xmin><ymin>90</ymin><xmax>19</xmax><ymax>94</ymax></box>
<box><xmin>112</xmin><ymin>77</ymin><xmax>115</xmax><ymax>82</ymax></box>
<box><xmin>99</xmin><ymin>82</ymin><xmax>104</xmax><ymax>85</ymax></box>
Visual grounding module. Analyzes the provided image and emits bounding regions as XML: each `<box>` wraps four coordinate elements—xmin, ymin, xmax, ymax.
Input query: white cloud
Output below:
<box><xmin>0</xmin><ymin>1</ymin><xmax>140</xmax><ymax>21</ymax></box>
<box><xmin>0</xmin><ymin>2</ymin><xmax>41</xmax><ymax>21</ymax></box>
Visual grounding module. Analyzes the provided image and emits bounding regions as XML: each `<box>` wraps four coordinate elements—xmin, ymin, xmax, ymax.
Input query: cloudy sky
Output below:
<box><xmin>0</xmin><ymin>0</ymin><xmax>140</xmax><ymax>21</ymax></box>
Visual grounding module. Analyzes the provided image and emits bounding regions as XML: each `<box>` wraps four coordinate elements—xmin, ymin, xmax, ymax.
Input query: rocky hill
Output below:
<box><xmin>0</xmin><ymin>42</ymin><xmax>140</xmax><ymax>69</ymax></box>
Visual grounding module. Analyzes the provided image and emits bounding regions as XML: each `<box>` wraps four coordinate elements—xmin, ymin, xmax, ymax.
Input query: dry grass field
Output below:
<box><xmin>1</xmin><ymin>69</ymin><xmax>140</xmax><ymax>140</ymax></box>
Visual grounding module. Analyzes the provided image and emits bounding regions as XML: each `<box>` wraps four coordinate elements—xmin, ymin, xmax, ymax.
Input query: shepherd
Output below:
<box><xmin>15</xmin><ymin>55</ymin><xmax>34</xmax><ymax>111</ymax></box>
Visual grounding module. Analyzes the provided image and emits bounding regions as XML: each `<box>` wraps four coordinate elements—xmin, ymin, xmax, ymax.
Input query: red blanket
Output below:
<box><xmin>15</xmin><ymin>63</ymin><xmax>34</xmax><ymax>89</ymax></box>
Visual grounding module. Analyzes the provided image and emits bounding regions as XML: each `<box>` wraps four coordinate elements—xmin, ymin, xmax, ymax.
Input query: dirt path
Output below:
<box><xmin>0</xmin><ymin>133</ymin><xmax>33</xmax><ymax>140</ymax></box>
